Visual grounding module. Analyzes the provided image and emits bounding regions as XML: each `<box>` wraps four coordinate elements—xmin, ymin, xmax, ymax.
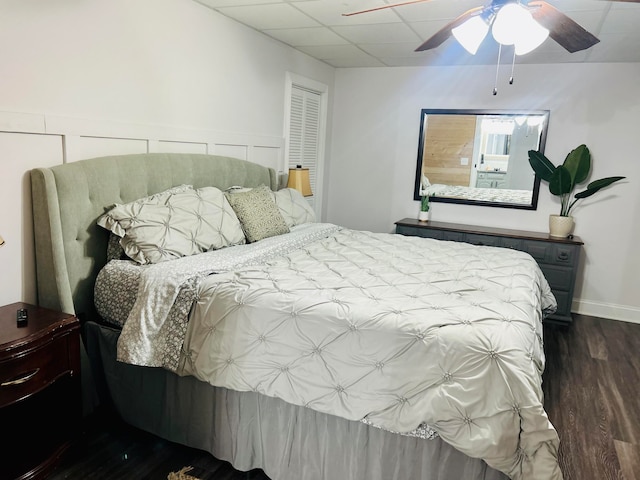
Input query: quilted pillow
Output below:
<box><xmin>273</xmin><ymin>188</ymin><xmax>316</xmax><ymax>227</ymax></box>
<box><xmin>226</xmin><ymin>185</ymin><xmax>289</xmax><ymax>243</ymax></box>
<box><xmin>97</xmin><ymin>186</ymin><xmax>245</xmax><ymax>264</ymax></box>
<box><xmin>101</xmin><ymin>185</ymin><xmax>192</xmax><ymax>262</ymax></box>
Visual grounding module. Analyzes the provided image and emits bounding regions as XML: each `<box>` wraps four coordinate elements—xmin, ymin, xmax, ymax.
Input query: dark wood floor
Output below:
<box><xmin>49</xmin><ymin>314</ymin><xmax>639</xmax><ymax>480</ymax></box>
<box><xmin>543</xmin><ymin>314</ymin><xmax>640</xmax><ymax>480</ymax></box>
<box><xmin>48</xmin><ymin>410</ymin><xmax>270</xmax><ymax>480</ymax></box>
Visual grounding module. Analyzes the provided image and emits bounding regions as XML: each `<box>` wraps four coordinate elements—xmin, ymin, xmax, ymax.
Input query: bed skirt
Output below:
<box><xmin>84</xmin><ymin>321</ymin><xmax>507</xmax><ymax>480</ymax></box>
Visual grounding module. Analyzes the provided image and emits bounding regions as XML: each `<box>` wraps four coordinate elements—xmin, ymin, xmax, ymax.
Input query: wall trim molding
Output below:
<box><xmin>573</xmin><ymin>298</ymin><xmax>640</xmax><ymax>325</ymax></box>
<box><xmin>0</xmin><ymin>109</ymin><xmax>284</xmax><ymax>167</ymax></box>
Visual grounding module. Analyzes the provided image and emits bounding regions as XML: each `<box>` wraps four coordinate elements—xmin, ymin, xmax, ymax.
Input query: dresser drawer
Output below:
<box><xmin>540</xmin><ymin>264</ymin><xmax>574</xmax><ymax>292</ymax></box>
<box><xmin>551</xmin><ymin>244</ymin><xmax>577</xmax><ymax>267</ymax></box>
<box><xmin>0</xmin><ymin>335</ymin><xmax>72</xmax><ymax>408</ymax></box>
<box><xmin>465</xmin><ymin>234</ymin><xmax>500</xmax><ymax>247</ymax></box>
<box><xmin>398</xmin><ymin>226</ymin><xmax>444</xmax><ymax>240</ymax></box>
<box><xmin>501</xmin><ymin>237</ymin><xmax>523</xmax><ymax>250</ymax></box>
<box><xmin>442</xmin><ymin>231</ymin><xmax>465</xmax><ymax>242</ymax></box>
<box><xmin>521</xmin><ymin>239</ymin><xmax>553</xmax><ymax>263</ymax></box>
<box><xmin>552</xmin><ymin>290</ymin><xmax>572</xmax><ymax>317</ymax></box>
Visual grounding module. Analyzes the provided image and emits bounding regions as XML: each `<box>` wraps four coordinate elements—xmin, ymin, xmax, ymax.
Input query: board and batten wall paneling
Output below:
<box><xmin>0</xmin><ymin>132</ymin><xmax>64</xmax><ymax>305</ymax></box>
<box><xmin>0</xmin><ymin>110</ymin><xmax>284</xmax><ymax>307</ymax></box>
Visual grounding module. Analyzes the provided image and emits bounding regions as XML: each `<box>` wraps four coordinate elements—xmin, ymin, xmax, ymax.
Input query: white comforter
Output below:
<box><xmin>115</xmin><ymin>224</ymin><xmax>561</xmax><ymax>479</ymax></box>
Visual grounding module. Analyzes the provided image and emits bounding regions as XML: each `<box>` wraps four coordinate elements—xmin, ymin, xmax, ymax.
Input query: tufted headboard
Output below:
<box><xmin>31</xmin><ymin>153</ymin><xmax>277</xmax><ymax>320</ymax></box>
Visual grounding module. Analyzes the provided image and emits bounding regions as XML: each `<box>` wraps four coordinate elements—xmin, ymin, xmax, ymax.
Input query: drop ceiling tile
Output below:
<box><xmin>560</xmin><ymin>10</ymin><xmax>608</xmax><ymax>35</ymax></box>
<box><xmin>294</xmin><ymin>0</ymin><xmax>403</xmax><ymax>26</ymax></box>
<box><xmin>600</xmin><ymin>7</ymin><xmax>640</xmax><ymax>34</ymax></box>
<box><xmin>517</xmin><ymin>50</ymin><xmax>587</xmax><ymax>65</ymax></box>
<box><xmin>193</xmin><ymin>0</ymin><xmax>640</xmax><ymax>67</ymax></box>
<box><xmin>324</xmin><ymin>56</ymin><xmax>386</xmax><ymax>68</ymax></box>
<box><xmin>393</xmin><ymin>0</ymin><xmax>483</xmax><ymax>23</ymax></box>
<box><xmin>297</xmin><ymin>44</ymin><xmax>371</xmax><ymax>60</ymax></box>
<box><xmin>542</xmin><ymin>0</ymin><xmax>609</xmax><ymax>13</ymax></box>
<box><xmin>332</xmin><ymin>23</ymin><xmax>422</xmax><ymax>44</ymax></box>
<box><xmin>195</xmin><ymin>0</ymin><xmax>276</xmax><ymax>7</ymax></box>
<box><xmin>264</xmin><ymin>27</ymin><xmax>349</xmax><ymax>46</ymax></box>
<box><xmin>359</xmin><ymin>42</ymin><xmax>426</xmax><ymax>58</ymax></box>
<box><xmin>585</xmin><ymin>33</ymin><xmax>640</xmax><ymax>62</ymax></box>
<box><xmin>217</xmin><ymin>3</ymin><xmax>319</xmax><ymax>30</ymax></box>
<box><xmin>409</xmin><ymin>20</ymin><xmax>454</xmax><ymax>42</ymax></box>
<box><xmin>378</xmin><ymin>51</ymin><xmax>443</xmax><ymax>67</ymax></box>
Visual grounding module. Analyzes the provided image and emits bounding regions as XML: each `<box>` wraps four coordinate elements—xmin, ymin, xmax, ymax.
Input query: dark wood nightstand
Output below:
<box><xmin>0</xmin><ymin>302</ymin><xmax>80</xmax><ymax>480</ymax></box>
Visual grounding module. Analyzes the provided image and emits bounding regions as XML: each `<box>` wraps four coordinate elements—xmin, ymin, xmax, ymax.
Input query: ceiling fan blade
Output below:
<box><xmin>529</xmin><ymin>1</ymin><xmax>600</xmax><ymax>53</ymax></box>
<box><xmin>415</xmin><ymin>6</ymin><xmax>484</xmax><ymax>51</ymax></box>
<box><xmin>343</xmin><ymin>0</ymin><xmax>436</xmax><ymax>17</ymax></box>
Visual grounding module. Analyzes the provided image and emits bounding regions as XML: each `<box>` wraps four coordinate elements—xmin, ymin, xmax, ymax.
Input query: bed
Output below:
<box><xmin>30</xmin><ymin>153</ymin><xmax>562</xmax><ymax>480</ymax></box>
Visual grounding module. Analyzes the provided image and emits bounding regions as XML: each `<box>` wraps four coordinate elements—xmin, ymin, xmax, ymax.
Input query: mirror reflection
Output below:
<box><xmin>413</xmin><ymin>109</ymin><xmax>549</xmax><ymax>210</ymax></box>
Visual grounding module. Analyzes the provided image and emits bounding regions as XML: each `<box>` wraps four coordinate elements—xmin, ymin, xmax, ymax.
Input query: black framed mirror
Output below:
<box><xmin>413</xmin><ymin>109</ymin><xmax>549</xmax><ymax>210</ymax></box>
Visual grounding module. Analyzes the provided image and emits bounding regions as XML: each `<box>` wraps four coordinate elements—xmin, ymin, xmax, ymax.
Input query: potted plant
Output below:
<box><xmin>418</xmin><ymin>194</ymin><xmax>430</xmax><ymax>222</ymax></box>
<box><xmin>528</xmin><ymin>144</ymin><xmax>625</xmax><ymax>237</ymax></box>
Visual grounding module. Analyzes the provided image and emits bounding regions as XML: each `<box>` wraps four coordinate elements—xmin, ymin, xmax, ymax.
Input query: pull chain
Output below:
<box><xmin>509</xmin><ymin>48</ymin><xmax>516</xmax><ymax>85</ymax></box>
<box><xmin>493</xmin><ymin>43</ymin><xmax>503</xmax><ymax>95</ymax></box>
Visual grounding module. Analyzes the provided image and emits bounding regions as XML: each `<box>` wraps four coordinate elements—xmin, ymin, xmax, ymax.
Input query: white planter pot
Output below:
<box><xmin>549</xmin><ymin>215</ymin><xmax>574</xmax><ymax>238</ymax></box>
<box><xmin>418</xmin><ymin>210</ymin><xmax>430</xmax><ymax>222</ymax></box>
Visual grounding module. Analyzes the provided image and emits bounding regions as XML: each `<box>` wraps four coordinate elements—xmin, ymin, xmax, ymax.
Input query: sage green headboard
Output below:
<box><xmin>31</xmin><ymin>153</ymin><xmax>277</xmax><ymax>320</ymax></box>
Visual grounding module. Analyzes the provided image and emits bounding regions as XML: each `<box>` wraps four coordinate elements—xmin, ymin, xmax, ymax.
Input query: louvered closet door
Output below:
<box><xmin>288</xmin><ymin>85</ymin><xmax>321</xmax><ymax>209</ymax></box>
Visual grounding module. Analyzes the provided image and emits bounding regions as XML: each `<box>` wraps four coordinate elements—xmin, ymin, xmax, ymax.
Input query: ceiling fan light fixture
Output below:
<box><xmin>491</xmin><ymin>3</ymin><xmax>531</xmax><ymax>46</ymax></box>
<box><xmin>514</xmin><ymin>17</ymin><xmax>549</xmax><ymax>55</ymax></box>
<box><xmin>452</xmin><ymin>15</ymin><xmax>490</xmax><ymax>55</ymax></box>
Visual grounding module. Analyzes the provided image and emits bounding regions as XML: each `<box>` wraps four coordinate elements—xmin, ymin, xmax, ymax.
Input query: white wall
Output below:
<box><xmin>0</xmin><ymin>0</ymin><xmax>334</xmax><ymax>306</ymax></box>
<box><xmin>327</xmin><ymin>62</ymin><xmax>640</xmax><ymax>323</ymax></box>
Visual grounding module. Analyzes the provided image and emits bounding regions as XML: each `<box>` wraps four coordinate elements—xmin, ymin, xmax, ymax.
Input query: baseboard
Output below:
<box><xmin>573</xmin><ymin>299</ymin><xmax>640</xmax><ymax>325</ymax></box>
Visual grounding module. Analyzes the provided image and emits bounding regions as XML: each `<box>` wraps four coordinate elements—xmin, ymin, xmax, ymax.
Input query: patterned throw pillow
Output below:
<box><xmin>106</xmin><ymin>232</ymin><xmax>126</xmax><ymax>262</ymax></box>
<box><xmin>273</xmin><ymin>188</ymin><xmax>316</xmax><ymax>227</ymax></box>
<box><xmin>97</xmin><ymin>186</ymin><xmax>245</xmax><ymax>264</ymax></box>
<box><xmin>225</xmin><ymin>185</ymin><xmax>290</xmax><ymax>243</ymax></box>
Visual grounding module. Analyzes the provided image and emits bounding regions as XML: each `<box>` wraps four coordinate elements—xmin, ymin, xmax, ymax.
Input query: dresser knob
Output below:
<box><xmin>557</xmin><ymin>252</ymin><xmax>569</xmax><ymax>261</ymax></box>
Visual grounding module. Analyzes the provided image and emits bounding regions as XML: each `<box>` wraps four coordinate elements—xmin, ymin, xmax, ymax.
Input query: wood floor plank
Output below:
<box><xmin>614</xmin><ymin>440</ymin><xmax>640</xmax><ymax>480</ymax></box>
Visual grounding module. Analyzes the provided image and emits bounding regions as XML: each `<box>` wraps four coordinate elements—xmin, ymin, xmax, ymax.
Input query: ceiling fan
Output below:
<box><xmin>344</xmin><ymin>0</ymin><xmax>640</xmax><ymax>55</ymax></box>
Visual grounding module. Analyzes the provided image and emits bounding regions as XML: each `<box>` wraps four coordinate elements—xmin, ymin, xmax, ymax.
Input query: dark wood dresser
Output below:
<box><xmin>0</xmin><ymin>302</ymin><xmax>80</xmax><ymax>480</ymax></box>
<box><xmin>395</xmin><ymin>219</ymin><xmax>583</xmax><ymax>325</ymax></box>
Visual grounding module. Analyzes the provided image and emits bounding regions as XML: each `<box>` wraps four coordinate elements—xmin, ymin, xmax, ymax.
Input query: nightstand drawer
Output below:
<box><xmin>0</xmin><ymin>335</ymin><xmax>71</xmax><ymax>408</ymax></box>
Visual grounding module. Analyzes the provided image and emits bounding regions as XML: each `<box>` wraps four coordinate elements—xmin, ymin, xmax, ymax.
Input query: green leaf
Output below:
<box><xmin>550</xmin><ymin>165</ymin><xmax>572</xmax><ymax>196</ymax></box>
<box><xmin>574</xmin><ymin>176</ymin><xmax>626</xmax><ymax>199</ymax></box>
<box><xmin>562</xmin><ymin>144</ymin><xmax>591</xmax><ymax>187</ymax></box>
<box><xmin>528</xmin><ymin>150</ymin><xmax>556</xmax><ymax>182</ymax></box>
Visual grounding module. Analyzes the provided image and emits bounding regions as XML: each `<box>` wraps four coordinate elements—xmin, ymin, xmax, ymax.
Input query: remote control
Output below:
<box><xmin>17</xmin><ymin>308</ymin><xmax>28</xmax><ymax>327</ymax></box>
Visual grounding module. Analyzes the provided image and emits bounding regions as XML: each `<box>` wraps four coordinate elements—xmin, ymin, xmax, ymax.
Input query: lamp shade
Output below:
<box><xmin>452</xmin><ymin>15</ymin><xmax>490</xmax><ymax>55</ymax></box>
<box><xmin>287</xmin><ymin>167</ymin><xmax>313</xmax><ymax>197</ymax></box>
